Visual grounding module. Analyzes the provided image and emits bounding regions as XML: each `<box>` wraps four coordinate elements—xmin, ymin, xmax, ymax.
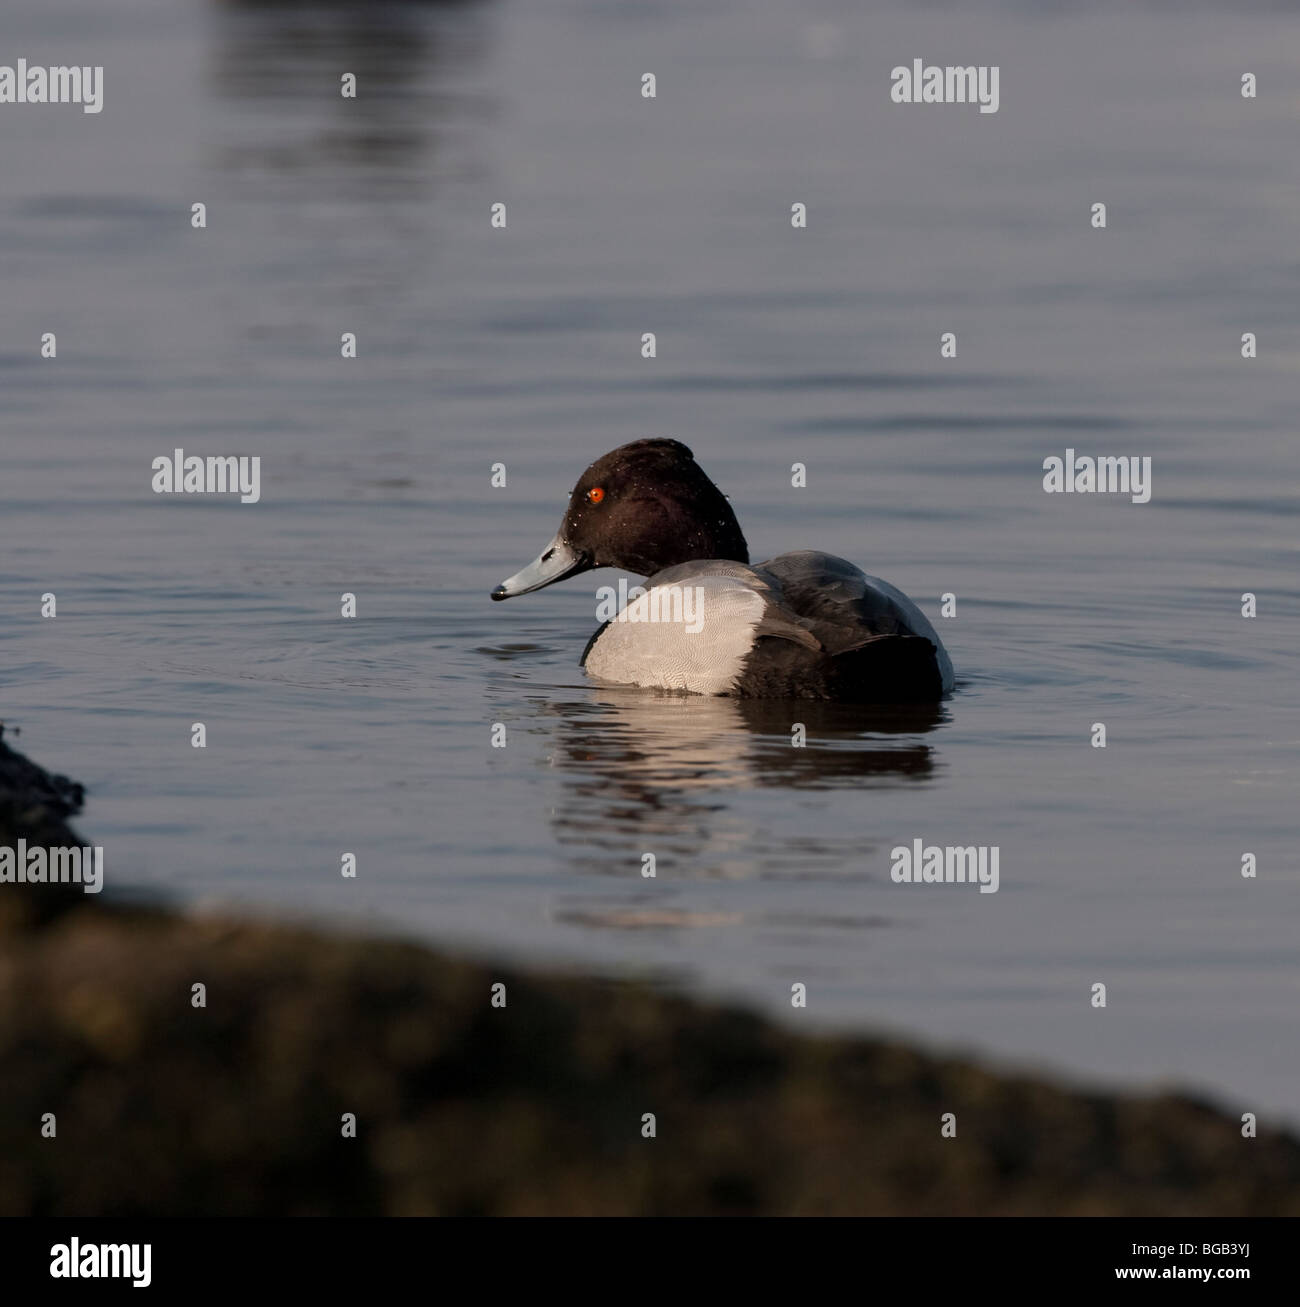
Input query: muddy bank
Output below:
<box><xmin>2</xmin><ymin>730</ymin><xmax>1296</xmax><ymax>1216</ymax></box>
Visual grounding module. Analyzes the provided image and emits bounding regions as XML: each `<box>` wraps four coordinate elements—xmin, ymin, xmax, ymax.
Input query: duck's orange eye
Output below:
<box><xmin>587</xmin><ymin>486</ymin><xmax>605</xmax><ymax>504</ymax></box>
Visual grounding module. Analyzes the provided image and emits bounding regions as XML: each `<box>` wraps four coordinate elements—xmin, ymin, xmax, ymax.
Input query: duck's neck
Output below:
<box><xmin>687</xmin><ymin>512</ymin><xmax>749</xmax><ymax>566</ymax></box>
<box><xmin>645</xmin><ymin>493</ymin><xmax>749</xmax><ymax>573</ymax></box>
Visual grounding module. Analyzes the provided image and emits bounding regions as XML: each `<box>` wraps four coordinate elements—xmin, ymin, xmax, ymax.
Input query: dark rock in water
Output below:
<box><xmin>0</xmin><ymin>725</ymin><xmax>88</xmax><ymax>931</ymax></box>
<box><xmin>2</xmin><ymin>733</ymin><xmax>1298</xmax><ymax>1215</ymax></box>
<box><xmin>0</xmin><ymin>722</ymin><xmax>84</xmax><ymax>833</ymax></box>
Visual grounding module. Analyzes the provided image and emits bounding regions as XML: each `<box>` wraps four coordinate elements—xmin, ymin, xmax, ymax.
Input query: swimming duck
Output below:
<box><xmin>491</xmin><ymin>439</ymin><xmax>954</xmax><ymax>702</ymax></box>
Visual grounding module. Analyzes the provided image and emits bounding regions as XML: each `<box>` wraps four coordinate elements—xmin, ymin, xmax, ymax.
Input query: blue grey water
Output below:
<box><xmin>2</xmin><ymin>0</ymin><xmax>1296</xmax><ymax>1123</ymax></box>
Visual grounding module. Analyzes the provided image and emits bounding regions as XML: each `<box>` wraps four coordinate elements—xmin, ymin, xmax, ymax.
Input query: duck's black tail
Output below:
<box><xmin>826</xmin><ymin>635</ymin><xmax>944</xmax><ymax>703</ymax></box>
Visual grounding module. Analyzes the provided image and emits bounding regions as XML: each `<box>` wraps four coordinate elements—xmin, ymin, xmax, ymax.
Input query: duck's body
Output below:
<box><xmin>581</xmin><ymin>553</ymin><xmax>952</xmax><ymax>700</ymax></box>
<box><xmin>492</xmin><ymin>440</ymin><xmax>953</xmax><ymax>703</ymax></box>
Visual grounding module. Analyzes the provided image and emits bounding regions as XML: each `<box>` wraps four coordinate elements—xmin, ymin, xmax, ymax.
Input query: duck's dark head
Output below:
<box><xmin>491</xmin><ymin>439</ymin><xmax>749</xmax><ymax>600</ymax></box>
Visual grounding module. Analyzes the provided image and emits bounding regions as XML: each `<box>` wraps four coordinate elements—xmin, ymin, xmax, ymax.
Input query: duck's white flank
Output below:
<box><xmin>583</xmin><ymin>575</ymin><xmax>766</xmax><ymax>694</ymax></box>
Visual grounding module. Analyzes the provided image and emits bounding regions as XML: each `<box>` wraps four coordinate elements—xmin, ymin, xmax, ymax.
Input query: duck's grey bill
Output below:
<box><xmin>491</xmin><ymin>536</ymin><xmax>587</xmax><ymax>600</ymax></box>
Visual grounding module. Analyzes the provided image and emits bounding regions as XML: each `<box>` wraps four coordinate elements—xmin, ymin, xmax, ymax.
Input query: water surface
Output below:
<box><xmin>2</xmin><ymin>0</ymin><xmax>1297</xmax><ymax>1121</ymax></box>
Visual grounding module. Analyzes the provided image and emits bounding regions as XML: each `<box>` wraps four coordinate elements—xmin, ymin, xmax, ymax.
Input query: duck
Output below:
<box><xmin>491</xmin><ymin>439</ymin><xmax>954</xmax><ymax>702</ymax></box>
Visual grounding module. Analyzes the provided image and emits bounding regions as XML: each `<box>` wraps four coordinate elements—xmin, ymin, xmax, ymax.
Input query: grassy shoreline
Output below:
<box><xmin>2</xmin><ymin>729</ymin><xmax>1296</xmax><ymax>1216</ymax></box>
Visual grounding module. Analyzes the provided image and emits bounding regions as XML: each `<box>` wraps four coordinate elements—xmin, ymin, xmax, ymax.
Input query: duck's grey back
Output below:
<box><xmin>756</xmin><ymin>551</ymin><xmax>955</xmax><ymax>692</ymax></box>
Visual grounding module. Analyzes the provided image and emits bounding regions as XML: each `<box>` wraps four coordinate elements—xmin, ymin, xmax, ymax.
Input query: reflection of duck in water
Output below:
<box><xmin>540</xmin><ymin>689</ymin><xmax>943</xmax><ymax>894</ymax></box>
<box><xmin>492</xmin><ymin>440</ymin><xmax>953</xmax><ymax>702</ymax></box>
<box><xmin>549</xmin><ymin>688</ymin><xmax>942</xmax><ymax>809</ymax></box>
